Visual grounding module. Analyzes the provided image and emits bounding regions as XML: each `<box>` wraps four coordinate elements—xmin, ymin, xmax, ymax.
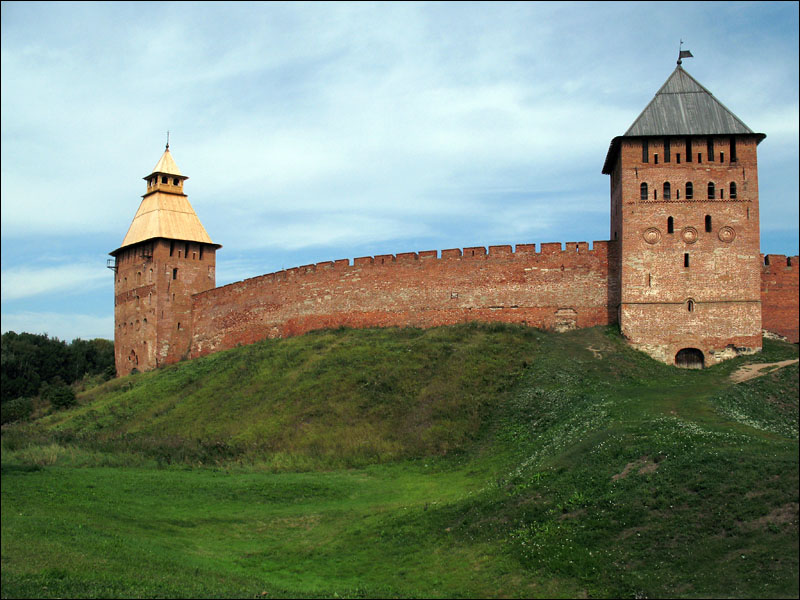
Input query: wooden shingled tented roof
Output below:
<box><xmin>149</xmin><ymin>146</ymin><xmax>184</xmax><ymax>177</ymax></box>
<box><xmin>602</xmin><ymin>65</ymin><xmax>765</xmax><ymax>174</ymax></box>
<box><xmin>111</xmin><ymin>148</ymin><xmax>219</xmax><ymax>255</ymax></box>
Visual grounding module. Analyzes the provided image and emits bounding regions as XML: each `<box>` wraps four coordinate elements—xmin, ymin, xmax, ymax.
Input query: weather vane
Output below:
<box><xmin>678</xmin><ymin>40</ymin><xmax>693</xmax><ymax>65</ymax></box>
<box><xmin>166</xmin><ymin>130</ymin><xmax>170</xmax><ymax>150</ymax></box>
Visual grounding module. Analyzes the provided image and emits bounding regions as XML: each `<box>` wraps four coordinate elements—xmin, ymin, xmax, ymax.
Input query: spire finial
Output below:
<box><xmin>166</xmin><ymin>130</ymin><xmax>170</xmax><ymax>150</ymax></box>
<box><xmin>677</xmin><ymin>40</ymin><xmax>693</xmax><ymax>65</ymax></box>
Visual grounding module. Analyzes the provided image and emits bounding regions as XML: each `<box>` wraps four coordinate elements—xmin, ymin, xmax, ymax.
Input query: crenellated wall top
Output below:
<box><xmin>194</xmin><ymin>240</ymin><xmax>615</xmax><ymax>299</ymax></box>
<box><xmin>761</xmin><ymin>254</ymin><xmax>799</xmax><ymax>271</ymax></box>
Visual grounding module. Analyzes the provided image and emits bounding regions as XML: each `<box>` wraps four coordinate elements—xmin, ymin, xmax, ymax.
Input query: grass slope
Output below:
<box><xmin>2</xmin><ymin>324</ymin><xmax>798</xmax><ymax>598</ymax></box>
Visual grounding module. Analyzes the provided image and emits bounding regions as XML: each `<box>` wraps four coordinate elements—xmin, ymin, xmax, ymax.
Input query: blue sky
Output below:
<box><xmin>2</xmin><ymin>1</ymin><xmax>798</xmax><ymax>342</ymax></box>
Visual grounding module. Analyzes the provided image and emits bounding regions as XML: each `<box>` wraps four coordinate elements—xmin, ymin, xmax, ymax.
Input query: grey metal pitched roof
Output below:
<box><xmin>624</xmin><ymin>66</ymin><xmax>755</xmax><ymax>136</ymax></box>
<box><xmin>602</xmin><ymin>66</ymin><xmax>765</xmax><ymax>174</ymax></box>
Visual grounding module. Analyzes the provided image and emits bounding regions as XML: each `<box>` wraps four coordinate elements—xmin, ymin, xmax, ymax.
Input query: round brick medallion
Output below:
<box><xmin>681</xmin><ymin>227</ymin><xmax>698</xmax><ymax>244</ymax></box>
<box><xmin>643</xmin><ymin>227</ymin><xmax>662</xmax><ymax>245</ymax></box>
<box><xmin>718</xmin><ymin>226</ymin><xmax>736</xmax><ymax>243</ymax></box>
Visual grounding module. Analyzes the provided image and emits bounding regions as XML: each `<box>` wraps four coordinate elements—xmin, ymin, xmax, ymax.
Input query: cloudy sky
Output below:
<box><xmin>2</xmin><ymin>1</ymin><xmax>798</xmax><ymax>342</ymax></box>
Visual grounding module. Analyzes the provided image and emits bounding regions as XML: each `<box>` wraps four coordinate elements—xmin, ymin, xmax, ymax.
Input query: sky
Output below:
<box><xmin>2</xmin><ymin>1</ymin><xmax>798</xmax><ymax>342</ymax></box>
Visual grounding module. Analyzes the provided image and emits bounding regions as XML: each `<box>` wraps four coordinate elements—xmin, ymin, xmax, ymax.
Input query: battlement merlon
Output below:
<box><xmin>193</xmin><ymin>240</ymin><xmax>615</xmax><ymax>299</ymax></box>
<box><xmin>762</xmin><ymin>254</ymin><xmax>799</xmax><ymax>271</ymax></box>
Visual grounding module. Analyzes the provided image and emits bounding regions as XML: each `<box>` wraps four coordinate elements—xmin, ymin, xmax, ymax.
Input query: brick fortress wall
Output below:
<box><xmin>189</xmin><ymin>241</ymin><xmax>620</xmax><ymax>358</ymax></box>
<box><xmin>761</xmin><ymin>254</ymin><xmax>799</xmax><ymax>343</ymax></box>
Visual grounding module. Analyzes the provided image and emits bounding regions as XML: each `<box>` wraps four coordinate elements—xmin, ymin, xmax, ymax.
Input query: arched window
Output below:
<box><xmin>663</xmin><ymin>182</ymin><xmax>671</xmax><ymax>200</ymax></box>
<box><xmin>161</xmin><ymin>176</ymin><xmax>168</xmax><ymax>184</ymax></box>
<box><xmin>667</xmin><ymin>217</ymin><xmax>674</xmax><ymax>234</ymax></box>
<box><xmin>730</xmin><ymin>182</ymin><xmax>737</xmax><ymax>199</ymax></box>
<box><xmin>640</xmin><ymin>183</ymin><xmax>648</xmax><ymax>200</ymax></box>
<box><xmin>705</xmin><ymin>215</ymin><xmax>712</xmax><ymax>232</ymax></box>
<box><xmin>707</xmin><ymin>182</ymin><xmax>715</xmax><ymax>200</ymax></box>
<box><xmin>687</xmin><ymin>299</ymin><xmax>694</xmax><ymax>312</ymax></box>
<box><xmin>686</xmin><ymin>182</ymin><xmax>693</xmax><ymax>200</ymax></box>
<box><xmin>642</xmin><ymin>139</ymin><xmax>649</xmax><ymax>163</ymax></box>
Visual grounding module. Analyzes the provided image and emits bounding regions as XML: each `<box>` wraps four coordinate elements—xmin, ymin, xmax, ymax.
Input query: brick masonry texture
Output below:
<box><xmin>609</xmin><ymin>136</ymin><xmax>770</xmax><ymax>365</ymax></box>
<box><xmin>761</xmin><ymin>254</ymin><xmax>800</xmax><ymax>343</ymax></box>
<box><xmin>114</xmin><ymin>239</ymin><xmax>217</xmax><ymax>375</ymax></box>
<box><xmin>189</xmin><ymin>242</ymin><xmax>620</xmax><ymax>359</ymax></box>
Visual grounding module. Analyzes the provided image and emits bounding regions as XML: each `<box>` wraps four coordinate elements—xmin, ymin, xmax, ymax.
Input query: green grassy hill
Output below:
<box><xmin>2</xmin><ymin>324</ymin><xmax>798</xmax><ymax>598</ymax></box>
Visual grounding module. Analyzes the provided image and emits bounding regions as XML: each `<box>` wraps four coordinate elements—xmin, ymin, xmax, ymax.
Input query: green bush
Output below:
<box><xmin>43</xmin><ymin>381</ymin><xmax>77</xmax><ymax>410</ymax></box>
<box><xmin>1</xmin><ymin>397</ymin><xmax>33</xmax><ymax>424</ymax></box>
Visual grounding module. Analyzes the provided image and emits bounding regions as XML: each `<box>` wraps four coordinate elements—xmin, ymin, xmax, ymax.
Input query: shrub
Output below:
<box><xmin>1</xmin><ymin>397</ymin><xmax>33</xmax><ymax>424</ymax></box>
<box><xmin>43</xmin><ymin>381</ymin><xmax>77</xmax><ymax>410</ymax></box>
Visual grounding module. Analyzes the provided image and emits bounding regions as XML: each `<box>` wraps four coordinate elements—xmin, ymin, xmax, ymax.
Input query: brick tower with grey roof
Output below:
<box><xmin>603</xmin><ymin>65</ymin><xmax>766</xmax><ymax>367</ymax></box>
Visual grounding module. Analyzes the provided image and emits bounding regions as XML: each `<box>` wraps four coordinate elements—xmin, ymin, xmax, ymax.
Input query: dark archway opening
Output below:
<box><xmin>675</xmin><ymin>348</ymin><xmax>704</xmax><ymax>369</ymax></box>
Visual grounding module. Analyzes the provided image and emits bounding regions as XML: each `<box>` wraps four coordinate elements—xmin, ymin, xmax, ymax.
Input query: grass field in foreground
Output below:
<box><xmin>2</xmin><ymin>325</ymin><xmax>798</xmax><ymax>598</ymax></box>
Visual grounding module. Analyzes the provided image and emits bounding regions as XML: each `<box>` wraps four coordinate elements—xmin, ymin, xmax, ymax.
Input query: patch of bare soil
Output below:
<box><xmin>612</xmin><ymin>456</ymin><xmax>660</xmax><ymax>481</ymax></box>
<box><xmin>586</xmin><ymin>346</ymin><xmax>603</xmax><ymax>359</ymax></box>
<box><xmin>730</xmin><ymin>359</ymin><xmax>799</xmax><ymax>384</ymax></box>
<box><xmin>558</xmin><ymin>508</ymin><xmax>587</xmax><ymax>521</ymax></box>
<box><xmin>741</xmin><ymin>503</ymin><xmax>799</xmax><ymax>532</ymax></box>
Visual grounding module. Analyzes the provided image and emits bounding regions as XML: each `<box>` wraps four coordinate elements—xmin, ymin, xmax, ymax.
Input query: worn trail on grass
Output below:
<box><xmin>730</xmin><ymin>359</ymin><xmax>799</xmax><ymax>383</ymax></box>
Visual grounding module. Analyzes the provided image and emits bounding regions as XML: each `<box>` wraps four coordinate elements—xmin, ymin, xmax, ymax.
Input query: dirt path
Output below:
<box><xmin>730</xmin><ymin>359</ymin><xmax>799</xmax><ymax>383</ymax></box>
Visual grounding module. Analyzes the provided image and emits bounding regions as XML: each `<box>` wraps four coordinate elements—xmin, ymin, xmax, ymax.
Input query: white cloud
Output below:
<box><xmin>1</xmin><ymin>262</ymin><xmax>109</xmax><ymax>301</ymax></box>
<box><xmin>229</xmin><ymin>213</ymin><xmax>436</xmax><ymax>253</ymax></box>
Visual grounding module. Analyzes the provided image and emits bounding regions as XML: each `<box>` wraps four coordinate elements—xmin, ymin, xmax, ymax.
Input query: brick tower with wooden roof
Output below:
<box><xmin>110</xmin><ymin>144</ymin><xmax>220</xmax><ymax>376</ymax></box>
<box><xmin>603</xmin><ymin>63</ymin><xmax>765</xmax><ymax>367</ymax></box>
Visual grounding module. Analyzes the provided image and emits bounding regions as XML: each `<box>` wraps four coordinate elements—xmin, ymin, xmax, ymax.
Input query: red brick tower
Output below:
<box><xmin>109</xmin><ymin>145</ymin><xmax>221</xmax><ymax>376</ymax></box>
<box><xmin>603</xmin><ymin>64</ymin><xmax>765</xmax><ymax>367</ymax></box>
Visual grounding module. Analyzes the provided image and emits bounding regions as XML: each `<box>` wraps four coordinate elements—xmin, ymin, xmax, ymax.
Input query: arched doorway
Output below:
<box><xmin>675</xmin><ymin>348</ymin><xmax>704</xmax><ymax>369</ymax></box>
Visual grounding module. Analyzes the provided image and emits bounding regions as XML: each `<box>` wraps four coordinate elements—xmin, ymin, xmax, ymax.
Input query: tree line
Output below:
<box><xmin>1</xmin><ymin>331</ymin><xmax>115</xmax><ymax>422</ymax></box>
